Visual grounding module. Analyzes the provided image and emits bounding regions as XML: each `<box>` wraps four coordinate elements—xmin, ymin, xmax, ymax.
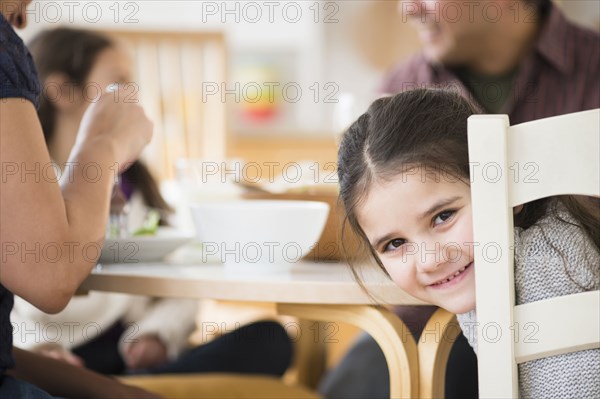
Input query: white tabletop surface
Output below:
<box><xmin>81</xmin><ymin>261</ymin><xmax>425</xmax><ymax>306</ymax></box>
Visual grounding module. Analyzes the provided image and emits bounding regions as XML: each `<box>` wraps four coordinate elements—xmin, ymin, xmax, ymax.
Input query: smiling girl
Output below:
<box><xmin>337</xmin><ymin>88</ymin><xmax>599</xmax><ymax>397</ymax></box>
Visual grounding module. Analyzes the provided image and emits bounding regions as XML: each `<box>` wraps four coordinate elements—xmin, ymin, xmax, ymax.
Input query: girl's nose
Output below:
<box><xmin>414</xmin><ymin>238</ymin><xmax>463</xmax><ymax>272</ymax></box>
<box><xmin>414</xmin><ymin>240</ymin><xmax>445</xmax><ymax>272</ymax></box>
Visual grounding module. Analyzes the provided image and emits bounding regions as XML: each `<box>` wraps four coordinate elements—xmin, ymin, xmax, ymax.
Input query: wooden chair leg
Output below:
<box><xmin>277</xmin><ymin>304</ymin><xmax>419</xmax><ymax>399</ymax></box>
<box><xmin>283</xmin><ymin>319</ymin><xmax>327</xmax><ymax>389</ymax></box>
<box><xmin>417</xmin><ymin>308</ymin><xmax>461</xmax><ymax>399</ymax></box>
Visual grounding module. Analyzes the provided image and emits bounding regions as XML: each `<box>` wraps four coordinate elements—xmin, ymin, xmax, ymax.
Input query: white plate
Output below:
<box><xmin>99</xmin><ymin>229</ymin><xmax>195</xmax><ymax>264</ymax></box>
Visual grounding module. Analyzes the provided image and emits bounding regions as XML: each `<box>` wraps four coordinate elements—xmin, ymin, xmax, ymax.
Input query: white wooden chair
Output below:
<box><xmin>467</xmin><ymin>109</ymin><xmax>600</xmax><ymax>398</ymax></box>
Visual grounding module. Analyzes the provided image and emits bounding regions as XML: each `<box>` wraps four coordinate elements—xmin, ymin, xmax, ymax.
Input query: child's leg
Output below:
<box><xmin>140</xmin><ymin>320</ymin><xmax>293</xmax><ymax>376</ymax></box>
<box><xmin>71</xmin><ymin>321</ymin><xmax>126</xmax><ymax>375</ymax></box>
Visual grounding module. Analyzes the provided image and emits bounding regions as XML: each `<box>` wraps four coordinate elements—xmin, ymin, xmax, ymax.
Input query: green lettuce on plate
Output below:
<box><xmin>132</xmin><ymin>209</ymin><xmax>161</xmax><ymax>236</ymax></box>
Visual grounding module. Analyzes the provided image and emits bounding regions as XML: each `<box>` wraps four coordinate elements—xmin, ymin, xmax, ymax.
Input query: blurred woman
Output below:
<box><xmin>11</xmin><ymin>27</ymin><xmax>293</xmax><ymax>378</ymax></box>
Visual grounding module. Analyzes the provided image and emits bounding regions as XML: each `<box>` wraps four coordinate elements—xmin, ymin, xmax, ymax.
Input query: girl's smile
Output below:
<box><xmin>357</xmin><ymin>167</ymin><xmax>476</xmax><ymax>314</ymax></box>
<box><xmin>428</xmin><ymin>262</ymin><xmax>473</xmax><ymax>288</ymax></box>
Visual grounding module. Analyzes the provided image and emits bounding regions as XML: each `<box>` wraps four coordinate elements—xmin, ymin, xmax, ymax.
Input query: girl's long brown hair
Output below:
<box><xmin>28</xmin><ymin>27</ymin><xmax>172</xmax><ymax>217</ymax></box>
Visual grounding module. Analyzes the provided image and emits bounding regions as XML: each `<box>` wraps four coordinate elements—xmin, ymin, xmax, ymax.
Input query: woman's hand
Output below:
<box><xmin>74</xmin><ymin>87</ymin><xmax>153</xmax><ymax>171</ymax></box>
<box><xmin>122</xmin><ymin>334</ymin><xmax>168</xmax><ymax>371</ymax></box>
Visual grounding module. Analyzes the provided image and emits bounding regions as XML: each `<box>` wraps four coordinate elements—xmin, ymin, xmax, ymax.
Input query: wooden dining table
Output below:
<box><xmin>80</xmin><ymin>260</ymin><xmax>460</xmax><ymax>398</ymax></box>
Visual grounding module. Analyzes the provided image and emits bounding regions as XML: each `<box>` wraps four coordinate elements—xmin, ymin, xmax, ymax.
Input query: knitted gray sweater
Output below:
<box><xmin>458</xmin><ymin>202</ymin><xmax>600</xmax><ymax>398</ymax></box>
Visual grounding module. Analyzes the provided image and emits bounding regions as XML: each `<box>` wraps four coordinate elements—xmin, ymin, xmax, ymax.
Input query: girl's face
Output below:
<box><xmin>49</xmin><ymin>46</ymin><xmax>133</xmax><ymax>167</ymax></box>
<box><xmin>74</xmin><ymin>46</ymin><xmax>133</xmax><ymax>121</ymax></box>
<box><xmin>357</xmin><ymin>167</ymin><xmax>476</xmax><ymax>314</ymax></box>
<box><xmin>84</xmin><ymin>46</ymin><xmax>133</xmax><ymax>96</ymax></box>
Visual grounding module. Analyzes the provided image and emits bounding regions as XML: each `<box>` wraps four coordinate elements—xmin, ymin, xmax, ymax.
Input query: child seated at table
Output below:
<box><xmin>11</xmin><ymin>27</ymin><xmax>292</xmax><ymax>377</ymax></box>
<box><xmin>336</xmin><ymin>88</ymin><xmax>599</xmax><ymax>397</ymax></box>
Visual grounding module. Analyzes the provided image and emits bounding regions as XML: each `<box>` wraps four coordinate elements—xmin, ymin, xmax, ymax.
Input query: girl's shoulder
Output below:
<box><xmin>515</xmin><ymin>200</ymin><xmax>596</xmax><ymax>257</ymax></box>
<box><xmin>514</xmin><ymin>200</ymin><xmax>600</xmax><ymax>302</ymax></box>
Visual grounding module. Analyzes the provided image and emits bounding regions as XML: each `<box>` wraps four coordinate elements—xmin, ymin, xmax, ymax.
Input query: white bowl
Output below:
<box><xmin>190</xmin><ymin>200</ymin><xmax>330</xmax><ymax>272</ymax></box>
<box><xmin>99</xmin><ymin>228</ymin><xmax>194</xmax><ymax>264</ymax></box>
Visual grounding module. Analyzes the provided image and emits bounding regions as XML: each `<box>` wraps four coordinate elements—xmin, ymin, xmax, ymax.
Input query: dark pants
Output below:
<box><xmin>73</xmin><ymin>320</ymin><xmax>293</xmax><ymax>377</ymax></box>
<box><xmin>0</xmin><ymin>375</ymin><xmax>57</xmax><ymax>399</ymax></box>
<box><xmin>319</xmin><ymin>306</ymin><xmax>479</xmax><ymax>399</ymax></box>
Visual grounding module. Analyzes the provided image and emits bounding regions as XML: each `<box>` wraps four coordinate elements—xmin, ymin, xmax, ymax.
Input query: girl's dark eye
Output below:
<box><xmin>433</xmin><ymin>210</ymin><xmax>455</xmax><ymax>226</ymax></box>
<box><xmin>384</xmin><ymin>238</ymin><xmax>406</xmax><ymax>252</ymax></box>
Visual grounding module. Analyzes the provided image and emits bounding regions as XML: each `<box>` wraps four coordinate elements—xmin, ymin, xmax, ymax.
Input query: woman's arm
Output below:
<box><xmin>7</xmin><ymin>347</ymin><xmax>161</xmax><ymax>399</ymax></box>
<box><xmin>0</xmin><ymin>93</ymin><xmax>152</xmax><ymax>313</ymax></box>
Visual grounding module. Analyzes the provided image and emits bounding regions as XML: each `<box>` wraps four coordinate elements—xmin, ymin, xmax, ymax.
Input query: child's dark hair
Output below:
<box><xmin>337</xmin><ymin>88</ymin><xmax>599</xmax><ymax>279</ymax></box>
<box><xmin>28</xmin><ymin>27</ymin><xmax>171</xmax><ymax>217</ymax></box>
